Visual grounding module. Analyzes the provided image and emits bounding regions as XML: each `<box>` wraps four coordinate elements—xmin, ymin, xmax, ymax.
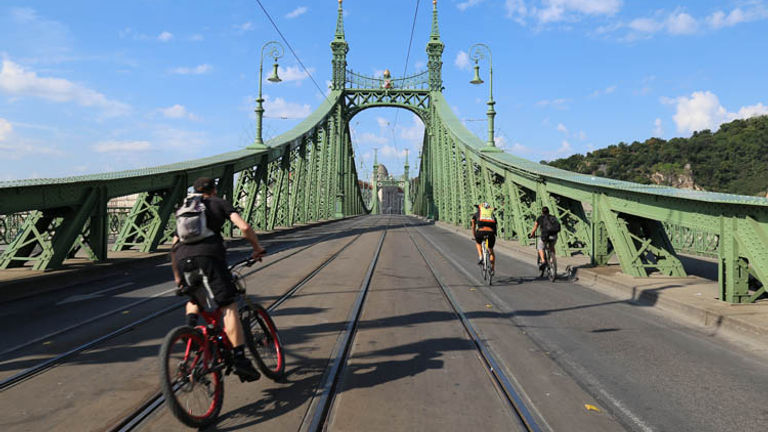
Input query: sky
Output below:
<box><xmin>1</xmin><ymin>0</ymin><xmax>767</xmax><ymax>182</ymax></box>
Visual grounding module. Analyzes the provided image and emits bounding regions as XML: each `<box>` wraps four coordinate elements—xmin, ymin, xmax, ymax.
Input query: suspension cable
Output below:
<box><xmin>389</xmin><ymin>0</ymin><xmax>422</xmax><ymax>169</ymax></box>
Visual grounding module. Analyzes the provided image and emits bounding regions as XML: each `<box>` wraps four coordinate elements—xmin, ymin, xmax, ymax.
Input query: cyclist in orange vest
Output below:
<box><xmin>471</xmin><ymin>202</ymin><xmax>497</xmax><ymax>273</ymax></box>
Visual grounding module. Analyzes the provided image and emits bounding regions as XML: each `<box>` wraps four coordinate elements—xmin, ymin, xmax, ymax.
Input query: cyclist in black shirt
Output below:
<box><xmin>529</xmin><ymin>206</ymin><xmax>558</xmax><ymax>271</ymax></box>
<box><xmin>170</xmin><ymin>177</ymin><xmax>266</xmax><ymax>381</ymax></box>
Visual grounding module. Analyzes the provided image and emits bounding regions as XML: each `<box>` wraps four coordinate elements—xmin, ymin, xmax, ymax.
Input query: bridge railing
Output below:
<box><xmin>345</xmin><ymin>69</ymin><xmax>430</xmax><ymax>91</ymax></box>
<box><xmin>0</xmin><ymin>90</ymin><xmax>369</xmax><ymax>271</ymax></box>
<box><xmin>415</xmin><ymin>91</ymin><xmax>768</xmax><ymax>304</ymax></box>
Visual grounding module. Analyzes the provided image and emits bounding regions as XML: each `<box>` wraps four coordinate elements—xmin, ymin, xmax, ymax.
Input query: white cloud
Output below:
<box><xmin>458</xmin><ymin>0</ymin><xmax>484</xmax><ymax>11</ymax></box>
<box><xmin>667</xmin><ymin>90</ymin><xmax>768</xmax><ymax>133</ymax></box>
<box><xmin>286</xmin><ymin>6</ymin><xmax>308</xmax><ymax>19</ymax></box>
<box><xmin>160</xmin><ymin>104</ymin><xmax>198</xmax><ymax>120</ymax></box>
<box><xmin>536</xmin><ymin>98</ymin><xmax>570</xmax><ymax>110</ymax></box>
<box><xmin>169</xmin><ymin>64</ymin><xmax>212</xmax><ymax>75</ymax></box>
<box><xmin>556</xmin><ymin>123</ymin><xmax>568</xmax><ymax>134</ymax></box>
<box><xmin>92</xmin><ymin>140</ymin><xmax>151</xmax><ymax>153</ymax></box>
<box><xmin>454</xmin><ymin>51</ymin><xmax>470</xmax><ymax>70</ymax></box>
<box><xmin>263</xmin><ymin>96</ymin><xmax>312</xmax><ymax>119</ymax></box>
<box><xmin>0</xmin><ymin>118</ymin><xmax>12</xmax><ymax>141</ymax></box>
<box><xmin>653</xmin><ymin>118</ymin><xmax>663</xmax><ymax>136</ymax></box>
<box><xmin>577</xmin><ymin>130</ymin><xmax>587</xmax><ymax>141</ymax></box>
<box><xmin>628</xmin><ymin>17</ymin><xmax>662</xmax><ymax>33</ymax></box>
<box><xmin>590</xmin><ymin>84</ymin><xmax>617</xmax><ymax>97</ymax></box>
<box><xmin>556</xmin><ymin>139</ymin><xmax>573</xmax><ymax>154</ymax></box>
<box><xmin>379</xmin><ymin>145</ymin><xmax>407</xmax><ymax>159</ymax></box>
<box><xmin>0</xmin><ymin>139</ymin><xmax>64</xmax><ymax>160</ymax></box>
<box><xmin>376</xmin><ymin>117</ymin><xmax>390</xmax><ymax>129</ymax></box>
<box><xmin>494</xmin><ymin>135</ymin><xmax>508</xmax><ymax>149</ymax></box>
<box><xmin>234</xmin><ymin>22</ymin><xmax>255</xmax><ymax>32</ymax></box>
<box><xmin>707</xmin><ymin>5</ymin><xmax>768</xmax><ymax>29</ymax></box>
<box><xmin>272</xmin><ymin>65</ymin><xmax>313</xmax><ymax>84</ymax></box>
<box><xmin>357</xmin><ymin>132</ymin><xmax>388</xmax><ymax>145</ymax></box>
<box><xmin>398</xmin><ymin>115</ymin><xmax>425</xmax><ymax>144</ymax></box>
<box><xmin>157</xmin><ymin>31</ymin><xmax>174</xmax><ymax>42</ymax></box>
<box><xmin>0</xmin><ymin>59</ymin><xmax>130</xmax><ymax>116</ymax></box>
<box><xmin>507</xmin><ymin>0</ymin><xmax>622</xmax><ymax>25</ymax></box>
<box><xmin>509</xmin><ymin>142</ymin><xmax>532</xmax><ymax>155</ymax></box>
<box><xmin>611</xmin><ymin>5</ymin><xmax>768</xmax><ymax>41</ymax></box>
<box><xmin>190</xmin><ymin>34</ymin><xmax>204</xmax><ymax>42</ymax></box>
<box><xmin>666</xmin><ymin>11</ymin><xmax>698</xmax><ymax>35</ymax></box>
<box><xmin>8</xmin><ymin>8</ymin><xmax>72</xmax><ymax>60</ymax></box>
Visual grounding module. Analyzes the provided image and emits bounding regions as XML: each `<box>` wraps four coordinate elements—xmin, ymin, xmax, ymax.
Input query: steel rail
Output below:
<box><xmin>0</xmin><ymin>217</ymin><xmax>368</xmax><ymax>390</ymax></box>
<box><xmin>404</xmin><ymin>221</ymin><xmax>543</xmax><ymax>432</ymax></box>
<box><xmin>110</xmin><ymin>216</ymin><xmax>383</xmax><ymax>432</ymax></box>
<box><xmin>298</xmin><ymin>216</ymin><xmax>390</xmax><ymax>432</ymax></box>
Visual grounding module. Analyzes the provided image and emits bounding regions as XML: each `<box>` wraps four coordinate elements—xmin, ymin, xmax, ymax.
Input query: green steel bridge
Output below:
<box><xmin>1</xmin><ymin>1</ymin><xmax>767</xmax><ymax>305</ymax></box>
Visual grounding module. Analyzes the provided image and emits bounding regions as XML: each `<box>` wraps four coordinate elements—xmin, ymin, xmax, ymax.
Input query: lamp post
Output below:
<box><xmin>249</xmin><ymin>41</ymin><xmax>284</xmax><ymax>149</ymax></box>
<box><xmin>469</xmin><ymin>43</ymin><xmax>501</xmax><ymax>152</ymax></box>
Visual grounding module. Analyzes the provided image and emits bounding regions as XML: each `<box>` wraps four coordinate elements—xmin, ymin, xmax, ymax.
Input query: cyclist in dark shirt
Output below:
<box><xmin>471</xmin><ymin>202</ymin><xmax>497</xmax><ymax>273</ymax></box>
<box><xmin>529</xmin><ymin>206</ymin><xmax>558</xmax><ymax>271</ymax></box>
<box><xmin>170</xmin><ymin>177</ymin><xmax>266</xmax><ymax>381</ymax></box>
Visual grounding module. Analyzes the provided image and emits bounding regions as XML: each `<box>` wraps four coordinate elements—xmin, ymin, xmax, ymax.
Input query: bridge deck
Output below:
<box><xmin>1</xmin><ymin>216</ymin><xmax>767</xmax><ymax>431</ymax></box>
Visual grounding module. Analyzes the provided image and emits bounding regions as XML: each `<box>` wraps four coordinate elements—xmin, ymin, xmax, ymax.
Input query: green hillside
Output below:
<box><xmin>545</xmin><ymin>115</ymin><xmax>768</xmax><ymax>196</ymax></box>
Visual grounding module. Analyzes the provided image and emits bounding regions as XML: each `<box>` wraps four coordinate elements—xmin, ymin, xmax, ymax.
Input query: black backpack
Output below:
<box><xmin>541</xmin><ymin>214</ymin><xmax>561</xmax><ymax>235</ymax></box>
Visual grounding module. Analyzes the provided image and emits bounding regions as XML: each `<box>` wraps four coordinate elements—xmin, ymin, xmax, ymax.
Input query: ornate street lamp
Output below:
<box><xmin>469</xmin><ymin>43</ymin><xmax>501</xmax><ymax>152</ymax></box>
<box><xmin>249</xmin><ymin>41</ymin><xmax>284</xmax><ymax>149</ymax></box>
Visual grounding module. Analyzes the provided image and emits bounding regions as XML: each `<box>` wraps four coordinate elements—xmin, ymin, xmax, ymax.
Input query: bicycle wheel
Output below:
<box><xmin>241</xmin><ymin>303</ymin><xmax>285</xmax><ymax>380</ymax></box>
<box><xmin>159</xmin><ymin>326</ymin><xmax>223</xmax><ymax>429</ymax></box>
<box><xmin>548</xmin><ymin>253</ymin><xmax>557</xmax><ymax>282</ymax></box>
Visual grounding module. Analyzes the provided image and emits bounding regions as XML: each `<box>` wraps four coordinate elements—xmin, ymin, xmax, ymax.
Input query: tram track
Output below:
<box><xmin>0</xmin><ymin>217</ymin><xmax>371</xmax><ymax>392</ymax></box>
<box><xmin>298</xmin><ymin>218</ymin><xmax>390</xmax><ymax>432</ymax></box>
<box><xmin>404</xmin><ymin>222</ymin><xmax>543</xmax><ymax>432</ymax></box>
<box><xmin>109</xmin><ymin>216</ymin><xmax>389</xmax><ymax>432</ymax></box>
<box><xmin>299</xmin><ymin>218</ymin><xmax>540</xmax><ymax>432</ymax></box>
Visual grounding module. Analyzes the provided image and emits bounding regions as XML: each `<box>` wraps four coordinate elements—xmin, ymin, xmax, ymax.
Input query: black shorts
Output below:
<box><xmin>475</xmin><ymin>230</ymin><xmax>496</xmax><ymax>249</ymax></box>
<box><xmin>177</xmin><ymin>256</ymin><xmax>237</xmax><ymax>309</ymax></box>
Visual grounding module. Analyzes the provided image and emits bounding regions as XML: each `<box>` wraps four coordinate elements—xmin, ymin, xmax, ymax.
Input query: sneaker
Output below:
<box><xmin>477</xmin><ymin>258</ymin><xmax>483</xmax><ymax>265</ymax></box>
<box><xmin>233</xmin><ymin>356</ymin><xmax>261</xmax><ymax>382</ymax></box>
<box><xmin>539</xmin><ymin>263</ymin><xmax>547</xmax><ymax>271</ymax></box>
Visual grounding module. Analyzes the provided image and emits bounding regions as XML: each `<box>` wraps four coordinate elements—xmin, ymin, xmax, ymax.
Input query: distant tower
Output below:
<box><xmin>331</xmin><ymin>0</ymin><xmax>349</xmax><ymax>90</ymax></box>
<box><xmin>426</xmin><ymin>0</ymin><xmax>444</xmax><ymax>92</ymax></box>
<box><xmin>404</xmin><ymin>149</ymin><xmax>411</xmax><ymax>215</ymax></box>
<box><xmin>371</xmin><ymin>148</ymin><xmax>379</xmax><ymax>214</ymax></box>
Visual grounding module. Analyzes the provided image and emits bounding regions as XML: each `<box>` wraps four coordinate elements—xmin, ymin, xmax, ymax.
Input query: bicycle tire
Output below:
<box><xmin>549</xmin><ymin>254</ymin><xmax>557</xmax><ymax>282</ymax></box>
<box><xmin>486</xmin><ymin>242</ymin><xmax>493</xmax><ymax>286</ymax></box>
<box><xmin>159</xmin><ymin>326</ymin><xmax>223</xmax><ymax>429</ymax></box>
<box><xmin>241</xmin><ymin>303</ymin><xmax>285</xmax><ymax>380</ymax></box>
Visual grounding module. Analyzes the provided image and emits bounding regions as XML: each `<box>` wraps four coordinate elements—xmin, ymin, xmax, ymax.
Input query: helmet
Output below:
<box><xmin>481</xmin><ymin>202</ymin><xmax>491</xmax><ymax>209</ymax></box>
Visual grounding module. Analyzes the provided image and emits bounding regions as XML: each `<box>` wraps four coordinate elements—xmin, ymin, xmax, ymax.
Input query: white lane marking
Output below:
<box><xmin>56</xmin><ymin>282</ymin><xmax>134</xmax><ymax>305</ymax></box>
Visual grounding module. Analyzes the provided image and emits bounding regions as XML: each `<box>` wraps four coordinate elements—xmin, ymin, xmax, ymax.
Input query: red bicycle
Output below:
<box><xmin>159</xmin><ymin>258</ymin><xmax>285</xmax><ymax>428</ymax></box>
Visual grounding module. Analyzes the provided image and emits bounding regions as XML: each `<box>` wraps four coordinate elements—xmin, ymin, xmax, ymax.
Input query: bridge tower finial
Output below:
<box><xmin>430</xmin><ymin>0</ymin><xmax>440</xmax><ymax>40</ymax></box>
<box><xmin>335</xmin><ymin>0</ymin><xmax>345</xmax><ymax>40</ymax></box>
<box><xmin>331</xmin><ymin>0</ymin><xmax>349</xmax><ymax>90</ymax></box>
<box><xmin>426</xmin><ymin>0</ymin><xmax>444</xmax><ymax>92</ymax></box>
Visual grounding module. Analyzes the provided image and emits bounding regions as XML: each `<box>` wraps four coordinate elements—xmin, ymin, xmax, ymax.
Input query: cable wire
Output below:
<box><xmin>389</xmin><ymin>0</ymin><xmax>422</xmax><ymax>170</ymax></box>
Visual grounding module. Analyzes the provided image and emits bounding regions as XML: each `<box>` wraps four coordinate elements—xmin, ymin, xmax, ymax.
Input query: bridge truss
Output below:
<box><xmin>2</xmin><ymin>1</ymin><xmax>768</xmax><ymax>305</ymax></box>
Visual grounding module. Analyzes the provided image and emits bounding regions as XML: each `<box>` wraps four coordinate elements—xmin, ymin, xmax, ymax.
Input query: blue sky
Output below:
<box><xmin>1</xmin><ymin>1</ymin><xmax>767</xmax><ymax>182</ymax></box>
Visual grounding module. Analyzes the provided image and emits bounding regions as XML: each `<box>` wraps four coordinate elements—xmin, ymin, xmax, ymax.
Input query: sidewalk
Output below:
<box><xmin>433</xmin><ymin>220</ymin><xmax>768</xmax><ymax>348</ymax></box>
